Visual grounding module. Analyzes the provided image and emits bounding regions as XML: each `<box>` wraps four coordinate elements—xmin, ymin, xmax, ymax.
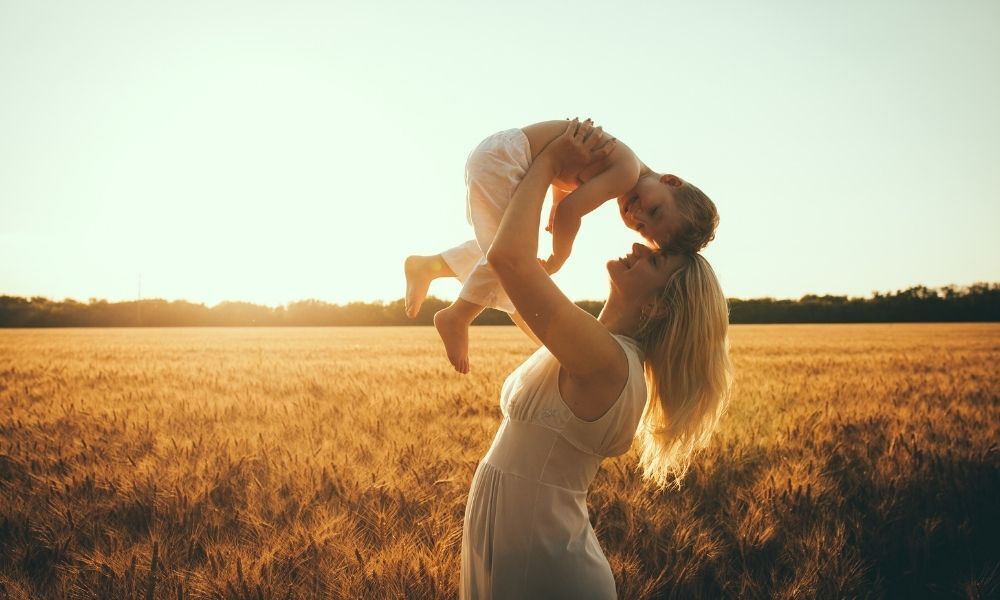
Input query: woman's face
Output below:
<box><xmin>607</xmin><ymin>242</ymin><xmax>686</xmax><ymax>303</ymax></box>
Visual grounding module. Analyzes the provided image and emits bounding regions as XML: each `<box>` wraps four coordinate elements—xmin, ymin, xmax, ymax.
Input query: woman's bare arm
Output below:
<box><xmin>485</xmin><ymin>122</ymin><xmax>624</xmax><ymax>378</ymax></box>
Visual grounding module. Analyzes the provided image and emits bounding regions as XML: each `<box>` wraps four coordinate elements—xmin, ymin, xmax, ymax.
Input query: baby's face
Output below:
<box><xmin>617</xmin><ymin>173</ymin><xmax>684</xmax><ymax>248</ymax></box>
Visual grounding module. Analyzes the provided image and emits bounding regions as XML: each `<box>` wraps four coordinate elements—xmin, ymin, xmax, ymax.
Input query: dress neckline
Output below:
<box><xmin>611</xmin><ymin>333</ymin><xmax>643</xmax><ymax>360</ymax></box>
<box><xmin>612</xmin><ymin>332</ymin><xmax>640</xmax><ymax>345</ymax></box>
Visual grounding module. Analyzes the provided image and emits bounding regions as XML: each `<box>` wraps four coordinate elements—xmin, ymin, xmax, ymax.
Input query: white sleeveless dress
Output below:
<box><xmin>460</xmin><ymin>334</ymin><xmax>647</xmax><ymax>600</ymax></box>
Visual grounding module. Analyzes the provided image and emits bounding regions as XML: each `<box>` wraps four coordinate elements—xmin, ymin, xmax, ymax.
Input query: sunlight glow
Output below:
<box><xmin>1</xmin><ymin>1</ymin><xmax>998</xmax><ymax>306</ymax></box>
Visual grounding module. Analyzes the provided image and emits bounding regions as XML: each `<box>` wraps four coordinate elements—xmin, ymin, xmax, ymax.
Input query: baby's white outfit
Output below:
<box><xmin>460</xmin><ymin>334</ymin><xmax>647</xmax><ymax>599</ymax></box>
<box><xmin>441</xmin><ymin>128</ymin><xmax>532</xmax><ymax>314</ymax></box>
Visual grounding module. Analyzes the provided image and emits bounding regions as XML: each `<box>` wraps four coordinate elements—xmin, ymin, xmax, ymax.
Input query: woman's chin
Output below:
<box><xmin>606</xmin><ymin>259</ymin><xmax>625</xmax><ymax>282</ymax></box>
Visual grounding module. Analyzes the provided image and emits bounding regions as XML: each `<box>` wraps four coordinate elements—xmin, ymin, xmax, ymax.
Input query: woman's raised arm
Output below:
<box><xmin>486</xmin><ymin>120</ymin><xmax>622</xmax><ymax>378</ymax></box>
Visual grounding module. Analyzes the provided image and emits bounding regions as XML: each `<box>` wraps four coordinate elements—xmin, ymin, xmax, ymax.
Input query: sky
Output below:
<box><xmin>1</xmin><ymin>0</ymin><xmax>998</xmax><ymax>307</ymax></box>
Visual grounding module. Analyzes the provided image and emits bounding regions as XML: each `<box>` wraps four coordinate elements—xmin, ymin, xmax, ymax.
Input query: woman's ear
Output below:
<box><xmin>644</xmin><ymin>295</ymin><xmax>671</xmax><ymax>322</ymax></box>
<box><xmin>641</xmin><ymin>301</ymin><xmax>656</xmax><ymax>321</ymax></box>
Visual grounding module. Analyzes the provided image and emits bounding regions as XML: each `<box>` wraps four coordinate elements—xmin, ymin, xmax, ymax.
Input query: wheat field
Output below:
<box><xmin>0</xmin><ymin>324</ymin><xmax>997</xmax><ymax>599</ymax></box>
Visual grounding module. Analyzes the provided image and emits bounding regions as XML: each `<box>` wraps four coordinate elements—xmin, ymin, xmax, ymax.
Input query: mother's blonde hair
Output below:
<box><xmin>633</xmin><ymin>252</ymin><xmax>732</xmax><ymax>490</ymax></box>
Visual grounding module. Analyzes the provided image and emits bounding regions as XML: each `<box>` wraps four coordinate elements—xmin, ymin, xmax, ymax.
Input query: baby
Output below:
<box><xmin>405</xmin><ymin>118</ymin><xmax>719</xmax><ymax>374</ymax></box>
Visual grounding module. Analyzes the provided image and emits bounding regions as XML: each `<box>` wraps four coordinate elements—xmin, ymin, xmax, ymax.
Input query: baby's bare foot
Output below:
<box><xmin>434</xmin><ymin>306</ymin><xmax>470</xmax><ymax>374</ymax></box>
<box><xmin>404</xmin><ymin>256</ymin><xmax>433</xmax><ymax>318</ymax></box>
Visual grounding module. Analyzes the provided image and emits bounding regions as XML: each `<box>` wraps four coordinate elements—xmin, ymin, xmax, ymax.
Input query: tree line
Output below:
<box><xmin>0</xmin><ymin>283</ymin><xmax>996</xmax><ymax>327</ymax></box>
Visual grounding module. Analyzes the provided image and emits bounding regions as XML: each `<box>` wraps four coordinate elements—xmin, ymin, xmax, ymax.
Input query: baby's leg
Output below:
<box><xmin>426</xmin><ymin>129</ymin><xmax>529</xmax><ymax>371</ymax></box>
<box><xmin>405</xmin><ymin>241</ymin><xmax>487</xmax><ymax>373</ymax></box>
<box><xmin>404</xmin><ymin>255</ymin><xmax>455</xmax><ymax>318</ymax></box>
<box><xmin>404</xmin><ymin>240</ymin><xmax>481</xmax><ymax>318</ymax></box>
<box><xmin>433</xmin><ymin>298</ymin><xmax>485</xmax><ymax>375</ymax></box>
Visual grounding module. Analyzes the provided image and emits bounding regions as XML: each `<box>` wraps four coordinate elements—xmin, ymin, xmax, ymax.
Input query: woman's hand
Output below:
<box><xmin>543</xmin><ymin>118</ymin><xmax>617</xmax><ymax>181</ymax></box>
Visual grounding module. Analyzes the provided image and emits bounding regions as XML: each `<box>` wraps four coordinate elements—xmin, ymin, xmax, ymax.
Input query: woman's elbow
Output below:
<box><xmin>486</xmin><ymin>247</ymin><xmax>520</xmax><ymax>274</ymax></box>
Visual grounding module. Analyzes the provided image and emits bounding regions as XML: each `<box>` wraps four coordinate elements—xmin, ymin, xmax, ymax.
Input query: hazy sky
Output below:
<box><xmin>2</xmin><ymin>0</ymin><xmax>998</xmax><ymax>306</ymax></box>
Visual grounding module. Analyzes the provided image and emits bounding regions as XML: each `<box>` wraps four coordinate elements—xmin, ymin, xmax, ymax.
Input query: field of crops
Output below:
<box><xmin>0</xmin><ymin>324</ymin><xmax>997</xmax><ymax>599</ymax></box>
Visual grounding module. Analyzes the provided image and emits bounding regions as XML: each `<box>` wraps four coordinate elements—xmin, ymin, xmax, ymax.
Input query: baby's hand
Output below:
<box><xmin>539</xmin><ymin>252</ymin><xmax>568</xmax><ymax>275</ymax></box>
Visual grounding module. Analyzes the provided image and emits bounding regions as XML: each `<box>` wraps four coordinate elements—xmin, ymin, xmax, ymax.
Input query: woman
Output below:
<box><xmin>459</xmin><ymin>120</ymin><xmax>733</xmax><ymax>599</ymax></box>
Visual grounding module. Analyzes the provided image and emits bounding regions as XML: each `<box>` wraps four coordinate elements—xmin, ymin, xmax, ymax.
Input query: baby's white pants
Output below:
<box><xmin>441</xmin><ymin>128</ymin><xmax>532</xmax><ymax>315</ymax></box>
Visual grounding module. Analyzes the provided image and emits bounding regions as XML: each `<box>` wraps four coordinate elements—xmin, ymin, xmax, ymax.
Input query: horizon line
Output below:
<box><xmin>2</xmin><ymin>280</ymin><xmax>997</xmax><ymax>309</ymax></box>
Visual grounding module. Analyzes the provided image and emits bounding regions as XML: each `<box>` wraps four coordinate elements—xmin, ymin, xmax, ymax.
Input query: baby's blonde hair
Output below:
<box><xmin>667</xmin><ymin>181</ymin><xmax>719</xmax><ymax>253</ymax></box>
<box><xmin>633</xmin><ymin>252</ymin><xmax>732</xmax><ymax>490</ymax></box>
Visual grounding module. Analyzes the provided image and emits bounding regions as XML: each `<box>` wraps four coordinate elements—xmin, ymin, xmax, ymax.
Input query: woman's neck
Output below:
<box><xmin>598</xmin><ymin>294</ymin><xmax>644</xmax><ymax>339</ymax></box>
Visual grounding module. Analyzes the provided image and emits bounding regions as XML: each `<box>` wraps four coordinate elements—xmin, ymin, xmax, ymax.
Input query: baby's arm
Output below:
<box><xmin>544</xmin><ymin>158</ymin><xmax>640</xmax><ymax>273</ymax></box>
<box><xmin>545</xmin><ymin>186</ymin><xmax>572</xmax><ymax>233</ymax></box>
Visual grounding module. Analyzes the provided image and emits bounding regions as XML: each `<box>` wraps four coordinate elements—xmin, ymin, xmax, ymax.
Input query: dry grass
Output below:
<box><xmin>0</xmin><ymin>324</ymin><xmax>997</xmax><ymax>599</ymax></box>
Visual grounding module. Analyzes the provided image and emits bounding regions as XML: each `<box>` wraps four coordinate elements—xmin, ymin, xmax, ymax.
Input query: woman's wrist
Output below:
<box><xmin>531</xmin><ymin>151</ymin><xmax>561</xmax><ymax>179</ymax></box>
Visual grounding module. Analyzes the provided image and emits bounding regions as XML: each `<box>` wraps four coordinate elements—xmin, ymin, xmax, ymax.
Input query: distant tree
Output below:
<box><xmin>0</xmin><ymin>283</ymin><xmax>997</xmax><ymax>327</ymax></box>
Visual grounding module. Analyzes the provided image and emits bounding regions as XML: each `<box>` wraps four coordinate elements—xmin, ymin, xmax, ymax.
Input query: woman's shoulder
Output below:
<box><xmin>601</xmin><ymin>333</ymin><xmax>646</xmax><ymax>407</ymax></box>
<box><xmin>558</xmin><ymin>334</ymin><xmax>647</xmax><ymax>456</ymax></box>
<box><xmin>611</xmin><ymin>333</ymin><xmax>643</xmax><ymax>358</ymax></box>
<box><xmin>610</xmin><ymin>334</ymin><xmax>646</xmax><ymax>391</ymax></box>
<box><xmin>557</xmin><ymin>334</ymin><xmax>643</xmax><ymax>423</ymax></box>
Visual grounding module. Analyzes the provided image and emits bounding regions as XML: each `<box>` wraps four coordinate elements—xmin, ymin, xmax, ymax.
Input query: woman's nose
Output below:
<box><xmin>632</xmin><ymin>242</ymin><xmax>648</xmax><ymax>255</ymax></box>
